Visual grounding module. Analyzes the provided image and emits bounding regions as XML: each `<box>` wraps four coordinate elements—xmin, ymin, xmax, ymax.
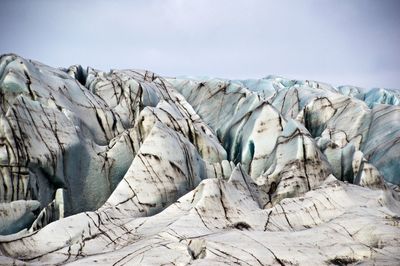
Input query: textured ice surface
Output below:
<box><xmin>0</xmin><ymin>54</ymin><xmax>399</xmax><ymax>265</ymax></box>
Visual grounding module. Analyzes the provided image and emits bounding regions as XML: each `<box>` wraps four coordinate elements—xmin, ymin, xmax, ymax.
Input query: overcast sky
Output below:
<box><xmin>1</xmin><ymin>0</ymin><xmax>399</xmax><ymax>88</ymax></box>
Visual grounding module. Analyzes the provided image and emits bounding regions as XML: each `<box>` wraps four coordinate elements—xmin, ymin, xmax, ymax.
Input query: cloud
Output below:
<box><xmin>0</xmin><ymin>0</ymin><xmax>399</xmax><ymax>88</ymax></box>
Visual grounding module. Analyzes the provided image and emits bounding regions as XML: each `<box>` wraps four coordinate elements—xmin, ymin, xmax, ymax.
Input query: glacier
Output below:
<box><xmin>0</xmin><ymin>53</ymin><xmax>399</xmax><ymax>265</ymax></box>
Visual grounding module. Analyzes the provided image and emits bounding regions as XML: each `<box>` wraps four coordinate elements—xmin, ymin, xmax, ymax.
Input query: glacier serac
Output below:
<box><xmin>0</xmin><ymin>54</ymin><xmax>399</xmax><ymax>265</ymax></box>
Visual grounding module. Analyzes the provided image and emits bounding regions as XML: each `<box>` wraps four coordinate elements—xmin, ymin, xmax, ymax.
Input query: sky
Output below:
<box><xmin>0</xmin><ymin>0</ymin><xmax>399</xmax><ymax>88</ymax></box>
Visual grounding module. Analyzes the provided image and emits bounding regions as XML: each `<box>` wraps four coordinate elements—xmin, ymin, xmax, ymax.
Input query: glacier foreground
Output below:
<box><xmin>0</xmin><ymin>54</ymin><xmax>399</xmax><ymax>265</ymax></box>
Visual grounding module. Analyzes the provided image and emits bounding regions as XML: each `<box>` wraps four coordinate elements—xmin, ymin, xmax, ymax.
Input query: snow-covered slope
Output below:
<box><xmin>0</xmin><ymin>54</ymin><xmax>399</xmax><ymax>265</ymax></box>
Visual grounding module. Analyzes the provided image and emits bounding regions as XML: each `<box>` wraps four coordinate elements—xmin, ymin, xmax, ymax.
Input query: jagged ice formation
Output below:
<box><xmin>0</xmin><ymin>54</ymin><xmax>399</xmax><ymax>265</ymax></box>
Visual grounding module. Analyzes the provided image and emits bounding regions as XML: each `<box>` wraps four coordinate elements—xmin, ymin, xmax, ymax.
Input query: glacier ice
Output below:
<box><xmin>0</xmin><ymin>54</ymin><xmax>399</xmax><ymax>265</ymax></box>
